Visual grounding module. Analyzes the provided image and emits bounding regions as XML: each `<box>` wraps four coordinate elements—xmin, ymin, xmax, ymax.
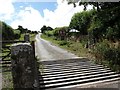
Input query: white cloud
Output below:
<box><xmin>0</xmin><ymin>0</ymin><xmax>15</xmax><ymax>20</ymax></box>
<box><xmin>0</xmin><ymin>0</ymin><xmax>93</xmax><ymax>31</ymax></box>
<box><xmin>11</xmin><ymin>6</ymin><xmax>44</xmax><ymax>31</ymax></box>
<box><xmin>20</xmin><ymin>6</ymin><xmax>24</xmax><ymax>8</ymax></box>
<box><xmin>43</xmin><ymin>0</ymin><xmax>93</xmax><ymax>28</ymax></box>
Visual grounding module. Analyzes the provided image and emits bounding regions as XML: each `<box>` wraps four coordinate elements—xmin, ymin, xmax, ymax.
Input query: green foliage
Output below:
<box><xmin>58</xmin><ymin>41</ymin><xmax>71</xmax><ymax>46</ymax></box>
<box><xmin>40</xmin><ymin>25</ymin><xmax>47</xmax><ymax>33</ymax></box>
<box><xmin>88</xmin><ymin>6</ymin><xmax>120</xmax><ymax>42</ymax></box>
<box><xmin>42</xmin><ymin>33</ymin><xmax>91</xmax><ymax>59</ymax></box>
<box><xmin>93</xmin><ymin>40</ymin><xmax>120</xmax><ymax>72</ymax></box>
<box><xmin>31</xmin><ymin>31</ymin><xmax>38</xmax><ymax>34</ymax></box>
<box><xmin>45</xmin><ymin>26</ymin><xmax>69</xmax><ymax>40</ymax></box>
<box><xmin>40</xmin><ymin>25</ymin><xmax>53</xmax><ymax>33</ymax></box>
<box><xmin>1</xmin><ymin>21</ymin><xmax>15</xmax><ymax>40</ymax></box>
<box><xmin>18</xmin><ymin>25</ymin><xmax>25</xmax><ymax>34</ymax></box>
<box><xmin>45</xmin><ymin>30</ymin><xmax>54</xmax><ymax>37</ymax></box>
<box><xmin>69</xmin><ymin>10</ymin><xmax>96</xmax><ymax>35</ymax></box>
<box><xmin>53</xmin><ymin>28</ymin><xmax>60</xmax><ymax>37</ymax></box>
<box><xmin>106</xmin><ymin>27</ymin><xmax>115</xmax><ymax>40</ymax></box>
<box><xmin>17</xmin><ymin>25</ymin><xmax>31</xmax><ymax>34</ymax></box>
<box><xmin>93</xmin><ymin>40</ymin><xmax>110</xmax><ymax>57</ymax></box>
<box><xmin>66</xmin><ymin>1</ymin><xmax>120</xmax><ymax>12</ymax></box>
<box><xmin>106</xmin><ymin>25</ymin><xmax>120</xmax><ymax>41</ymax></box>
<box><xmin>1</xmin><ymin>21</ymin><xmax>37</xmax><ymax>41</ymax></box>
<box><xmin>104</xmin><ymin>48</ymin><xmax>120</xmax><ymax>72</ymax></box>
<box><xmin>14</xmin><ymin>29</ymin><xmax>21</xmax><ymax>39</ymax></box>
<box><xmin>2</xmin><ymin>72</ymin><xmax>13</xmax><ymax>89</ymax></box>
<box><xmin>88</xmin><ymin>15</ymin><xmax>104</xmax><ymax>41</ymax></box>
<box><xmin>42</xmin><ymin>3</ymin><xmax>120</xmax><ymax>72</ymax></box>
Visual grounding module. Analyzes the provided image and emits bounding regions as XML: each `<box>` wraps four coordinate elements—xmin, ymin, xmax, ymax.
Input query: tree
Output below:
<box><xmin>14</xmin><ymin>29</ymin><xmax>21</xmax><ymax>39</ymax></box>
<box><xmin>69</xmin><ymin>10</ymin><xmax>95</xmax><ymax>35</ymax></box>
<box><xmin>65</xmin><ymin>0</ymin><xmax>100</xmax><ymax>11</ymax></box>
<box><xmin>51</xmin><ymin>26</ymin><xmax>68</xmax><ymax>40</ymax></box>
<box><xmin>40</xmin><ymin>25</ymin><xmax>47</xmax><ymax>33</ymax></box>
<box><xmin>17</xmin><ymin>25</ymin><xmax>30</xmax><ymax>34</ymax></box>
<box><xmin>18</xmin><ymin>25</ymin><xmax>24</xmax><ymax>34</ymax></box>
<box><xmin>1</xmin><ymin>21</ymin><xmax>15</xmax><ymax>40</ymax></box>
<box><xmin>65</xmin><ymin>0</ymin><xmax>120</xmax><ymax>11</ymax></box>
<box><xmin>47</xmin><ymin>26</ymin><xmax>53</xmax><ymax>31</ymax></box>
<box><xmin>40</xmin><ymin>25</ymin><xmax>53</xmax><ymax>33</ymax></box>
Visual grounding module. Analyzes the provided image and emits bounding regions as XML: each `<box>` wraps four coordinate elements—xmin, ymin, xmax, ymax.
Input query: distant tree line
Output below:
<box><xmin>0</xmin><ymin>21</ymin><xmax>38</xmax><ymax>41</ymax></box>
<box><xmin>1</xmin><ymin>21</ymin><xmax>15</xmax><ymax>40</ymax></box>
<box><xmin>41</xmin><ymin>2</ymin><xmax>120</xmax><ymax>42</ymax></box>
<box><xmin>40</xmin><ymin>25</ymin><xmax>53</xmax><ymax>33</ymax></box>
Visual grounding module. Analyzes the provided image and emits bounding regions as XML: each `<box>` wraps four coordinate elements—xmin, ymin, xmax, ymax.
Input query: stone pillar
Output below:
<box><xmin>24</xmin><ymin>34</ymin><xmax>30</xmax><ymax>42</ymax></box>
<box><xmin>11</xmin><ymin>43</ymin><xmax>39</xmax><ymax>89</ymax></box>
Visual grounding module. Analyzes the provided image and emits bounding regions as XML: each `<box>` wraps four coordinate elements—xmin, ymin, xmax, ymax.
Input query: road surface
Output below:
<box><xmin>35</xmin><ymin>33</ymin><xmax>120</xmax><ymax>89</ymax></box>
<box><xmin>35</xmin><ymin>33</ymin><xmax>80</xmax><ymax>61</ymax></box>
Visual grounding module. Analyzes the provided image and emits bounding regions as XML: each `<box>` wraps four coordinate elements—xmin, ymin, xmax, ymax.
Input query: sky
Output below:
<box><xmin>0</xmin><ymin>0</ymin><xmax>93</xmax><ymax>31</ymax></box>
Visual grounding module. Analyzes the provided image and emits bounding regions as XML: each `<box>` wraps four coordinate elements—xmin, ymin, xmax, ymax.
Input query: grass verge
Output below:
<box><xmin>41</xmin><ymin>34</ymin><xmax>95</xmax><ymax>60</ymax></box>
<box><xmin>2</xmin><ymin>72</ymin><xmax>13</xmax><ymax>90</ymax></box>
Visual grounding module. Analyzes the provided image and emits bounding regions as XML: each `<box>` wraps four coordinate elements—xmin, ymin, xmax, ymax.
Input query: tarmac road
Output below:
<box><xmin>35</xmin><ymin>33</ymin><xmax>120</xmax><ymax>89</ymax></box>
<box><xmin>35</xmin><ymin>33</ymin><xmax>79</xmax><ymax>61</ymax></box>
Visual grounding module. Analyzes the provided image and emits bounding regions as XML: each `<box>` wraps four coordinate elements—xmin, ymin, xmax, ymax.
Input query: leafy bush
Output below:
<box><xmin>1</xmin><ymin>21</ymin><xmax>15</xmax><ymax>40</ymax></box>
<box><xmin>69</xmin><ymin>10</ymin><xmax>96</xmax><ymax>35</ymax></box>
<box><xmin>58</xmin><ymin>41</ymin><xmax>72</xmax><ymax>46</ymax></box>
<box><xmin>45</xmin><ymin>30</ymin><xmax>54</xmax><ymax>37</ymax></box>
<box><xmin>93</xmin><ymin>40</ymin><xmax>120</xmax><ymax>72</ymax></box>
<box><xmin>58</xmin><ymin>41</ymin><xmax>68</xmax><ymax>46</ymax></box>
<box><xmin>88</xmin><ymin>16</ymin><xmax>104</xmax><ymax>41</ymax></box>
<box><xmin>88</xmin><ymin>6</ymin><xmax>120</xmax><ymax>42</ymax></box>
<box><xmin>14</xmin><ymin>29</ymin><xmax>21</xmax><ymax>39</ymax></box>
<box><xmin>106</xmin><ymin>25</ymin><xmax>120</xmax><ymax>41</ymax></box>
<box><xmin>45</xmin><ymin>26</ymin><xmax>68</xmax><ymax>40</ymax></box>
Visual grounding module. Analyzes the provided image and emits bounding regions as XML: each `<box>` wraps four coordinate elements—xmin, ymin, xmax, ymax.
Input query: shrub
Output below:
<box><xmin>93</xmin><ymin>40</ymin><xmax>120</xmax><ymax>72</ymax></box>
<box><xmin>45</xmin><ymin>30</ymin><xmax>54</xmax><ymax>37</ymax></box>
<box><xmin>69</xmin><ymin>10</ymin><xmax>96</xmax><ymax>35</ymax></box>
<box><xmin>58</xmin><ymin>41</ymin><xmax>71</xmax><ymax>46</ymax></box>
<box><xmin>106</xmin><ymin>25</ymin><xmax>120</xmax><ymax>41</ymax></box>
<box><xmin>14</xmin><ymin>29</ymin><xmax>21</xmax><ymax>39</ymax></box>
<box><xmin>1</xmin><ymin>21</ymin><xmax>15</xmax><ymax>40</ymax></box>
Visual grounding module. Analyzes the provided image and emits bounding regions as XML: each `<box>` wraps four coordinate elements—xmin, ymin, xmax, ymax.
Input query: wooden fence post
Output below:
<box><xmin>11</xmin><ymin>43</ymin><xmax>39</xmax><ymax>89</ymax></box>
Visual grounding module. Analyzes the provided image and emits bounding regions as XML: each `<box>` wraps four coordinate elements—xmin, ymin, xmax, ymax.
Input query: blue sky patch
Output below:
<box><xmin>13</xmin><ymin>2</ymin><xmax>57</xmax><ymax>17</ymax></box>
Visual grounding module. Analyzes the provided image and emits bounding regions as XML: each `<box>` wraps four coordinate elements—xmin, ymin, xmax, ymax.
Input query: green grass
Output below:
<box><xmin>41</xmin><ymin>35</ymin><xmax>60</xmax><ymax>46</ymax></box>
<box><xmin>18</xmin><ymin>33</ymin><xmax>25</xmax><ymax>41</ymax></box>
<box><xmin>30</xmin><ymin>34</ymin><xmax>36</xmax><ymax>41</ymax></box>
<box><xmin>41</xmin><ymin>34</ymin><xmax>95</xmax><ymax>60</ymax></box>
<box><xmin>2</xmin><ymin>72</ymin><xmax>13</xmax><ymax>90</ymax></box>
<box><xmin>19</xmin><ymin>33</ymin><xmax>36</xmax><ymax>41</ymax></box>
